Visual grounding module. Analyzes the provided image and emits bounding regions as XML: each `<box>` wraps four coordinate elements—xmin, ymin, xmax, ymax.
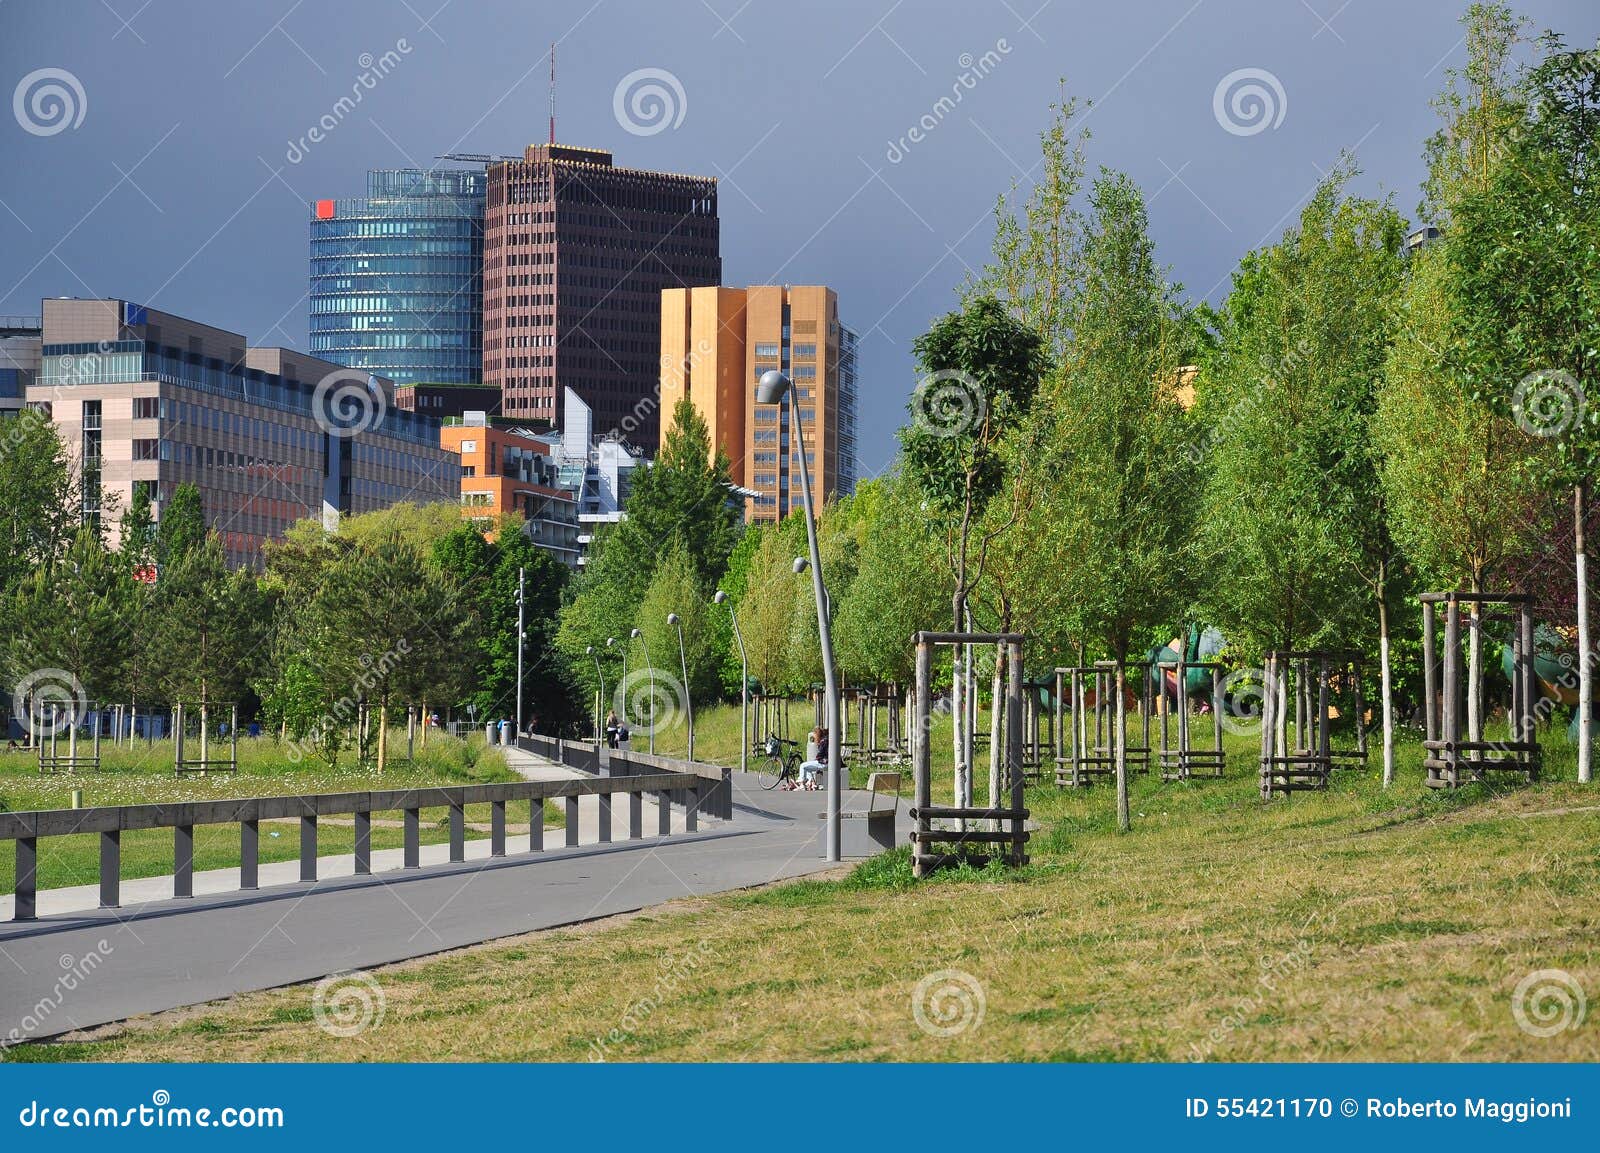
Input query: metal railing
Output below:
<box><xmin>516</xmin><ymin>735</ymin><xmax>734</xmax><ymax>821</ymax></box>
<box><xmin>1</xmin><ymin>772</ymin><xmax>705</xmax><ymax>922</ymax></box>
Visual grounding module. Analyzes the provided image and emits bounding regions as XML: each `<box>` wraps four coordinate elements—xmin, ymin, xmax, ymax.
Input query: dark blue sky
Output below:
<box><xmin>3</xmin><ymin>0</ymin><xmax>1597</xmax><ymax>477</ymax></box>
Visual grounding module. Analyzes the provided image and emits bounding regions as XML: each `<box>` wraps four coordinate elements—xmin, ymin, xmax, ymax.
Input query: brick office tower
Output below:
<box><xmin>483</xmin><ymin>144</ymin><xmax>720</xmax><ymax>448</ymax></box>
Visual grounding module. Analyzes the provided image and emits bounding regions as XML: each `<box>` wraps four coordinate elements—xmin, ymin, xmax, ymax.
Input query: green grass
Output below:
<box><xmin>15</xmin><ymin>702</ymin><xmax>1600</xmax><ymax>1063</ymax></box>
<box><xmin>0</xmin><ymin>730</ymin><xmax>565</xmax><ymax>895</ymax></box>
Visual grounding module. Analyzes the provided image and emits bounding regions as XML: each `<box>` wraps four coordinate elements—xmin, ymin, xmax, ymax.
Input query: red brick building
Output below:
<box><xmin>482</xmin><ymin>144</ymin><xmax>720</xmax><ymax>448</ymax></box>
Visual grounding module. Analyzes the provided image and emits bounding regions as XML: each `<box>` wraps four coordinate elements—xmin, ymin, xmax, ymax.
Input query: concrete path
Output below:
<box><xmin>0</xmin><ymin>757</ymin><xmax>908</xmax><ymax>1043</ymax></box>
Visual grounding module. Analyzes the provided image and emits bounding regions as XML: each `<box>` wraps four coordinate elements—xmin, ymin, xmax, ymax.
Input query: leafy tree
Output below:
<box><xmin>899</xmin><ymin>296</ymin><xmax>1049</xmax><ymax>806</ymax></box>
<box><xmin>0</xmin><ymin>410</ymin><xmax>79</xmax><ymax>598</ymax></box>
<box><xmin>631</xmin><ymin>539</ymin><xmax>715</xmax><ymax>738</ymax></box>
<box><xmin>1038</xmin><ymin>169</ymin><xmax>1196</xmax><ymax>831</ymax></box>
<box><xmin>1447</xmin><ymin>35</ymin><xmax>1600</xmax><ymax>779</ymax></box>
<box><xmin>155</xmin><ymin>482</ymin><xmax>207</xmax><ymax>569</ymax></box>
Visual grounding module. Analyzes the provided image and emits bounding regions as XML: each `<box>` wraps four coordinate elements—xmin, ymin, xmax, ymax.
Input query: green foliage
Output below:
<box><xmin>1195</xmin><ymin>169</ymin><xmax>1406</xmax><ymax>656</ymax></box>
<box><xmin>0</xmin><ymin>410</ymin><xmax>79</xmax><ymax>597</ymax></box>
<box><xmin>155</xmin><ymin>482</ymin><xmax>206</xmax><ymax>568</ymax></box>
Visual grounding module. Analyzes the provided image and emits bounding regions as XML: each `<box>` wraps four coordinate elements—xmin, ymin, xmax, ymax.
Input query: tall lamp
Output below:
<box><xmin>667</xmin><ymin>612</ymin><xmax>694</xmax><ymax>762</ymax></box>
<box><xmin>757</xmin><ymin>369</ymin><xmax>840</xmax><ymax>861</ymax></box>
<box><xmin>585</xmin><ymin>644</ymin><xmax>605</xmax><ymax>744</ymax></box>
<box><xmin>630</xmin><ymin>626</ymin><xmax>654</xmax><ymax>754</ymax></box>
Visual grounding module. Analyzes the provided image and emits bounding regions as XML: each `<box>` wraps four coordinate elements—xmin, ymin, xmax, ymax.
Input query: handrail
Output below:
<box><xmin>4</xmin><ymin>771</ymin><xmax>705</xmax><ymax>922</ymax></box>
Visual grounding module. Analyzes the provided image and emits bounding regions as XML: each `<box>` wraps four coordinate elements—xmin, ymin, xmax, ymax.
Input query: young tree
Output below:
<box><xmin>1448</xmin><ymin>37</ymin><xmax>1600</xmax><ymax>779</ymax></box>
<box><xmin>899</xmin><ymin>296</ymin><xmax>1048</xmax><ymax>808</ymax></box>
<box><xmin>1040</xmin><ymin>169</ymin><xmax>1196</xmax><ymax>831</ymax></box>
<box><xmin>0</xmin><ymin>410</ymin><xmax>79</xmax><ymax>598</ymax></box>
<box><xmin>155</xmin><ymin>482</ymin><xmax>206</xmax><ymax>569</ymax></box>
<box><xmin>1194</xmin><ymin>169</ymin><xmax>1407</xmax><ymax>781</ymax></box>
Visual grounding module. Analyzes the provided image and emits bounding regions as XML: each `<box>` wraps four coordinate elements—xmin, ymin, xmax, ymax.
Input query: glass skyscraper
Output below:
<box><xmin>309</xmin><ymin>168</ymin><xmax>485</xmax><ymax>386</ymax></box>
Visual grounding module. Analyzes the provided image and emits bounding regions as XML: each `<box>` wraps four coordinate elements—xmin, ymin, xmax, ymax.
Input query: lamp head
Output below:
<box><xmin>630</xmin><ymin>627</ymin><xmax>642</xmax><ymax>638</ymax></box>
<box><xmin>756</xmin><ymin>370</ymin><xmax>791</xmax><ymax>405</ymax></box>
<box><xmin>606</xmin><ymin>636</ymin><xmax>617</xmax><ymax>648</ymax></box>
<box><xmin>713</xmin><ymin>590</ymin><xmax>728</xmax><ymax>604</ymax></box>
<box><xmin>667</xmin><ymin>612</ymin><xmax>681</xmax><ymax>627</ymax></box>
<box><xmin>585</xmin><ymin>645</ymin><xmax>593</xmax><ymax>655</ymax></box>
<box><xmin>792</xmin><ymin>556</ymin><xmax>809</xmax><ymax>574</ymax></box>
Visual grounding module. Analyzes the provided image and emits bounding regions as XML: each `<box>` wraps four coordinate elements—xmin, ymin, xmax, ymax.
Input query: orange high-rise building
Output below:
<box><xmin>659</xmin><ymin>285</ymin><xmax>857</xmax><ymax>522</ymax></box>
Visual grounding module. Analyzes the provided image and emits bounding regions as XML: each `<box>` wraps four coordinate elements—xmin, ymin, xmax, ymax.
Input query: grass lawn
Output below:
<box><xmin>0</xmin><ymin>730</ymin><xmax>564</xmax><ymax>896</ymax></box>
<box><xmin>13</xmin><ymin>703</ymin><xmax>1599</xmax><ymax>1063</ymax></box>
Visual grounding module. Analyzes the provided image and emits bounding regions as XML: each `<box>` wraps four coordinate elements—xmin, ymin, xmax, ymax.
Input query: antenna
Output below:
<box><xmin>548</xmin><ymin>42</ymin><xmax>556</xmax><ymax>145</ymax></box>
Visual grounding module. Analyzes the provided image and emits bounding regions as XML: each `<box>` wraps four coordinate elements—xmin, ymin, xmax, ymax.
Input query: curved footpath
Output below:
<box><xmin>0</xmin><ymin>747</ymin><xmax>909</xmax><ymax>1044</ymax></box>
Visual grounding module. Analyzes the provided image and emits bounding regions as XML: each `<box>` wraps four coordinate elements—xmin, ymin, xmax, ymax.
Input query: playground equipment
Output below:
<box><xmin>1258</xmin><ymin>652</ymin><xmax>1366</xmax><ymax>797</ymax></box>
<box><xmin>911</xmin><ymin>631</ymin><xmax>1030</xmax><ymax>877</ymax></box>
<box><xmin>173</xmin><ymin>702</ymin><xmax>240</xmax><ymax>776</ymax></box>
<box><xmin>1422</xmin><ymin>591</ymin><xmax>1540</xmax><ymax>788</ymax></box>
<box><xmin>1156</xmin><ymin>655</ymin><xmax>1226</xmax><ymax>780</ymax></box>
<box><xmin>1052</xmin><ymin>661</ymin><xmax>1154</xmax><ymax>787</ymax></box>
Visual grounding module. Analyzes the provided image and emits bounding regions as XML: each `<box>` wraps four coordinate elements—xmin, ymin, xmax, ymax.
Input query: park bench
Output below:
<box><xmin>821</xmin><ymin>770</ymin><xmax>901</xmax><ymax>854</ymax></box>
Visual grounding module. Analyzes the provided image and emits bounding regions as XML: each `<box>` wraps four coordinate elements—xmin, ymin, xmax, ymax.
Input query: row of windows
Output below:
<box><xmin>310</xmin><ymin>294</ymin><xmax>481</xmax><ymax>315</ymax></box>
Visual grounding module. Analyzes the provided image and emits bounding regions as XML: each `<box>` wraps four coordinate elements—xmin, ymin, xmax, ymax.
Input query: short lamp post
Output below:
<box><xmin>714</xmin><ymin>590</ymin><xmax>748</xmax><ymax>777</ymax></box>
<box><xmin>667</xmin><ymin>612</ymin><xmax>693</xmax><ymax>762</ymax></box>
<box><xmin>631</xmin><ymin>627</ymin><xmax>654</xmax><ymax>754</ymax></box>
<box><xmin>758</xmin><ymin>369</ymin><xmax>840</xmax><ymax>862</ymax></box>
<box><xmin>585</xmin><ymin>645</ymin><xmax>605</xmax><ymax>744</ymax></box>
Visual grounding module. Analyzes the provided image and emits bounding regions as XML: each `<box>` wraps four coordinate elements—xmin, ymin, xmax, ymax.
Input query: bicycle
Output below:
<box><xmin>757</xmin><ymin>736</ymin><xmax>802</xmax><ymax>791</ymax></box>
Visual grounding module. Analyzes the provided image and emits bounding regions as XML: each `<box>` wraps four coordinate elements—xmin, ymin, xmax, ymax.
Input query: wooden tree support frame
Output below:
<box><xmin>35</xmin><ymin>702</ymin><xmax>103</xmax><ymax>774</ymax></box>
<box><xmin>1259</xmin><ymin>651</ymin><xmax>1366</xmax><ymax>798</ymax></box>
<box><xmin>847</xmin><ymin>685</ymin><xmax>907</xmax><ymax>766</ymax></box>
<box><xmin>1156</xmin><ymin>658</ymin><xmax>1226</xmax><ymax>781</ymax></box>
<box><xmin>173</xmin><ymin>702</ymin><xmax>240</xmax><ymax>776</ymax></box>
<box><xmin>1052</xmin><ymin>661</ymin><xmax>1154</xmax><ymax>788</ymax></box>
<box><xmin>912</xmin><ymin>631</ymin><xmax>1030</xmax><ymax>878</ymax></box>
<box><xmin>1420</xmin><ymin>591</ymin><xmax>1540</xmax><ymax>788</ymax></box>
<box><xmin>750</xmin><ymin>692</ymin><xmax>796</xmax><ymax>751</ymax></box>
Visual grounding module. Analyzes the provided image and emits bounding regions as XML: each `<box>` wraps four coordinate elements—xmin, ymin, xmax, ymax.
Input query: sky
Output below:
<box><xmin>3</xmin><ymin>0</ymin><xmax>1598</xmax><ymax>480</ymax></box>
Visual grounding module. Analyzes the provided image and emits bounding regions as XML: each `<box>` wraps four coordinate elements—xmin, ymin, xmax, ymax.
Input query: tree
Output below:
<box><xmin>631</xmin><ymin>539</ymin><xmax>715</xmax><ymax>739</ymax></box>
<box><xmin>0</xmin><ymin>410</ymin><xmax>78</xmax><ymax>598</ymax></box>
<box><xmin>146</xmin><ymin>535</ymin><xmax>265</xmax><ymax>755</ymax></box>
<box><xmin>899</xmin><ymin>296</ymin><xmax>1049</xmax><ymax>808</ymax></box>
<box><xmin>1194</xmin><ymin>169</ymin><xmax>1407</xmax><ymax>782</ymax></box>
<box><xmin>1448</xmin><ymin>35</ymin><xmax>1600</xmax><ymax>780</ymax></box>
<box><xmin>1039</xmin><ymin>169</ymin><xmax>1197</xmax><ymax>831</ymax></box>
<box><xmin>155</xmin><ymin>482</ymin><xmax>206</xmax><ymax>569</ymax></box>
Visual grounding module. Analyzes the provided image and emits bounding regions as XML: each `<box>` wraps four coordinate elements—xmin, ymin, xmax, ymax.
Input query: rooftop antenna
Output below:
<box><xmin>548</xmin><ymin>41</ymin><xmax>556</xmax><ymax>145</ymax></box>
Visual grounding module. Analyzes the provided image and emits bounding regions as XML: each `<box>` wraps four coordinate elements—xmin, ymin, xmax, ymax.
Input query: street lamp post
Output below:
<box><xmin>515</xmin><ymin>566</ymin><xmax>526</xmax><ymax>738</ymax></box>
<box><xmin>607</xmin><ymin>637</ymin><xmax>627</xmax><ymax>747</ymax></box>
<box><xmin>714</xmin><ymin>590</ymin><xmax>748</xmax><ymax>777</ymax></box>
<box><xmin>667</xmin><ymin>612</ymin><xmax>693</xmax><ymax>762</ymax></box>
<box><xmin>630</xmin><ymin>627</ymin><xmax>654</xmax><ymax>754</ymax></box>
<box><xmin>758</xmin><ymin>369</ymin><xmax>840</xmax><ymax>861</ymax></box>
<box><xmin>585</xmin><ymin>645</ymin><xmax>605</xmax><ymax>744</ymax></box>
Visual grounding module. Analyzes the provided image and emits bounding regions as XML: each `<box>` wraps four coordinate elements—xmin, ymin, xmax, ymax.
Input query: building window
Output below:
<box><xmin>753</xmin><ymin>343</ymin><xmax>780</xmax><ymax>359</ymax></box>
<box><xmin>133</xmin><ymin>438</ymin><xmax>160</xmax><ymax>461</ymax></box>
<box><xmin>133</xmin><ymin>396</ymin><xmax>160</xmax><ymax>420</ymax></box>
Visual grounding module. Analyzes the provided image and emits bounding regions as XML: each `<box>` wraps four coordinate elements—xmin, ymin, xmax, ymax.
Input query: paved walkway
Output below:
<box><xmin>0</xmin><ymin>751</ymin><xmax>908</xmax><ymax>1042</ymax></box>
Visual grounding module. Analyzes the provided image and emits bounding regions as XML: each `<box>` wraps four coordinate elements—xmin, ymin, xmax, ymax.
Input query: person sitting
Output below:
<box><xmin>796</xmin><ymin>726</ymin><xmax>828</xmax><ymax>791</ymax></box>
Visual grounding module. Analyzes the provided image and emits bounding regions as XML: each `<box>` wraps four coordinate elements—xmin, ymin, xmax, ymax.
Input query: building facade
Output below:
<box><xmin>659</xmin><ymin>285</ymin><xmax>857</xmax><ymax>522</ymax></box>
<box><xmin>482</xmin><ymin>144</ymin><xmax>720</xmax><ymax>445</ymax></box>
<box><xmin>0</xmin><ymin>315</ymin><xmax>41</xmax><ymax>417</ymax></box>
<box><xmin>439</xmin><ymin>414</ymin><xmax>581</xmax><ymax>567</ymax></box>
<box><xmin>30</xmin><ymin>299</ymin><xmax>455</xmax><ymax>568</ymax></box>
<box><xmin>540</xmin><ymin>387</ymin><xmax>645</xmax><ymax>561</ymax></box>
<box><xmin>309</xmin><ymin>168</ymin><xmax>486</xmax><ymax>386</ymax></box>
<box><xmin>394</xmin><ymin>381</ymin><xmax>502</xmax><ymax>421</ymax></box>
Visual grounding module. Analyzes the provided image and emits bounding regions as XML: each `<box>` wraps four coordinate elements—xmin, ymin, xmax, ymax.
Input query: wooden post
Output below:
<box><xmin>1007</xmin><ymin>640</ymin><xmax>1025</xmax><ymax>864</ymax></box>
<box><xmin>912</xmin><ymin>637</ymin><xmax>932</xmax><ymax>878</ymax></box>
<box><xmin>1443</xmin><ymin>597</ymin><xmax>1462</xmax><ymax>785</ymax></box>
<box><xmin>1422</xmin><ymin>600</ymin><xmax>1437</xmax><ymax>748</ymax></box>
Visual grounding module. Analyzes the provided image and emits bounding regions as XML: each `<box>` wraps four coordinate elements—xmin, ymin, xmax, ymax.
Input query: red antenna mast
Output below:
<box><xmin>548</xmin><ymin>42</ymin><xmax>556</xmax><ymax>145</ymax></box>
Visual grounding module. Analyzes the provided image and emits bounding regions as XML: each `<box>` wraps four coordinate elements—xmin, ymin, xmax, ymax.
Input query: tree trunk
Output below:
<box><xmin>1379</xmin><ymin>592</ymin><xmax>1395</xmax><ymax>788</ymax></box>
<box><xmin>951</xmin><ymin>592</ymin><xmax>966</xmax><ymax>811</ymax></box>
<box><xmin>1577</xmin><ymin>482</ymin><xmax>1592</xmax><ymax>783</ymax></box>
<box><xmin>420</xmin><ymin>702</ymin><xmax>429</xmax><ymax>750</ymax></box>
<box><xmin>988</xmin><ymin>646</ymin><xmax>1004</xmax><ymax>807</ymax></box>
<box><xmin>1468</xmin><ymin>568</ymin><xmax>1483</xmax><ymax>747</ymax></box>
<box><xmin>1114</xmin><ymin>655</ymin><xmax>1130</xmax><ymax>833</ymax></box>
<box><xmin>199</xmin><ymin>700</ymin><xmax>209</xmax><ymax>768</ymax></box>
<box><xmin>377</xmin><ymin>702</ymin><xmax>388</xmax><ymax>774</ymax></box>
